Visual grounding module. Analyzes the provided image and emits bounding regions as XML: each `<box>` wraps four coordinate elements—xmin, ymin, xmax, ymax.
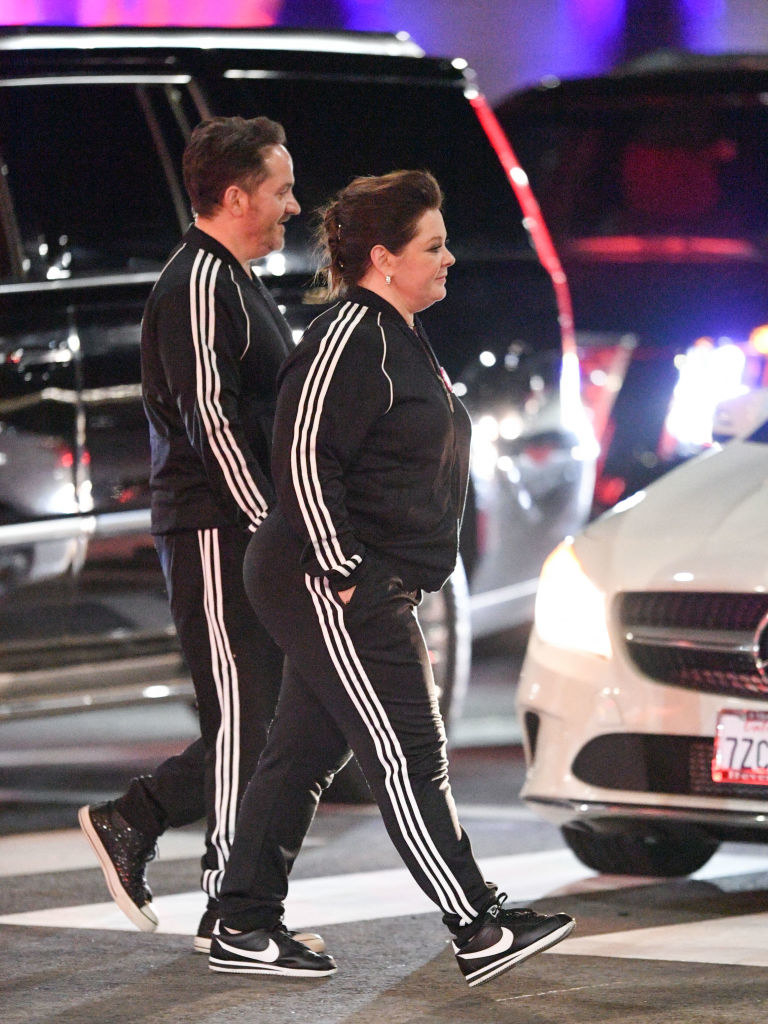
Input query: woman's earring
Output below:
<box><xmin>385</xmin><ymin>275</ymin><xmax>391</xmax><ymax>285</ymax></box>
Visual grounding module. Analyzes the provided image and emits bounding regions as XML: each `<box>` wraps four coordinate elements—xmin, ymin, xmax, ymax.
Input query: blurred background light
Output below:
<box><xmin>680</xmin><ymin>0</ymin><xmax>727</xmax><ymax>51</ymax></box>
<box><xmin>2</xmin><ymin>0</ymin><xmax>283</xmax><ymax>27</ymax></box>
<box><xmin>0</xmin><ymin>1</ymin><xmax>754</xmax><ymax>108</ymax></box>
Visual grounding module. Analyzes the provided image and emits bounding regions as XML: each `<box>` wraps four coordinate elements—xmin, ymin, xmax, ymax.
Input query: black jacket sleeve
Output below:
<box><xmin>273</xmin><ymin>316</ymin><xmax>392</xmax><ymax>584</ymax></box>
<box><xmin>153</xmin><ymin>270</ymin><xmax>275</xmax><ymax>531</ymax></box>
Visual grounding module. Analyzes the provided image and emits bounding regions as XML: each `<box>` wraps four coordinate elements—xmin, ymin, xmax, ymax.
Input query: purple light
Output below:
<box><xmin>569</xmin><ymin>0</ymin><xmax>626</xmax><ymax>39</ymax></box>
<box><xmin>344</xmin><ymin>0</ymin><xmax>387</xmax><ymax>32</ymax></box>
<box><xmin>1</xmin><ymin>0</ymin><xmax>283</xmax><ymax>26</ymax></box>
<box><xmin>539</xmin><ymin>0</ymin><xmax>626</xmax><ymax>78</ymax></box>
<box><xmin>680</xmin><ymin>0</ymin><xmax>727</xmax><ymax>51</ymax></box>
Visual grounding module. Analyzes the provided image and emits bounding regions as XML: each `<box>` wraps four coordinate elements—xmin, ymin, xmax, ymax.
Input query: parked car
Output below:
<box><xmin>496</xmin><ymin>51</ymin><xmax>768</xmax><ymax>514</ymax></box>
<box><xmin>517</xmin><ymin>390</ymin><xmax>768</xmax><ymax>876</ymax></box>
<box><xmin>0</xmin><ymin>27</ymin><xmax>595</xmax><ymax>729</ymax></box>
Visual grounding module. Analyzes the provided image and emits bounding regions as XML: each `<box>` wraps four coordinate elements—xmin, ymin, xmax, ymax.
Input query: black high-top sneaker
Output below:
<box><xmin>78</xmin><ymin>802</ymin><xmax>158</xmax><ymax>932</ymax></box>
<box><xmin>453</xmin><ymin>897</ymin><xmax>575</xmax><ymax>987</ymax></box>
<box><xmin>209</xmin><ymin>924</ymin><xmax>336</xmax><ymax>977</ymax></box>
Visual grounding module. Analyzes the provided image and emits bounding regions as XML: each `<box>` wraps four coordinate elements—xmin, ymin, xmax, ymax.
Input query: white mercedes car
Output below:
<box><xmin>517</xmin><ymin>390</ymin><xmax>768</xmax><ymax>876</ymax></box>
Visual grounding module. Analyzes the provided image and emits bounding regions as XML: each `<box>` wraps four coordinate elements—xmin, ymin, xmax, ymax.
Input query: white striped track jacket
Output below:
<box><xmin>141</xmin><ymin>225</ymin><xmax>294</xmax><ymax>534</ymax></box>
<box><xmin>272</xmin><ymin>287</ymin><xmax>472</xmax><ymax>594</ymax></box>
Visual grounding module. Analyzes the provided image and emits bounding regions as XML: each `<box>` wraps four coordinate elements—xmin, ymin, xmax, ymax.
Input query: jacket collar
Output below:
<box><xmin>346</xmin><ymin>286</ymin><xmax>419</xmax><ymax>333</ymax></box>
<box><xmin>183</xmin><ymin>223</ymin><xmax>253</xmax><ymax>281</ymax></box>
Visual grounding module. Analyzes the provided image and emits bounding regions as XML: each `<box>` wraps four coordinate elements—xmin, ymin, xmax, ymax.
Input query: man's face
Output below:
<box><xmin>240</xmin><ymin>144</ymin><xmax>300</xmax><ymax>260</ymax></box>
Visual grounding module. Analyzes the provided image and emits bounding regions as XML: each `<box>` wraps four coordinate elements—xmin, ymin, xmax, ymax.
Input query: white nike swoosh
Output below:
<box><xmin>219</xmin><ymin>936</ymin><xmax>281</xmax><ymax>963</ymax></box>
<box><xmin>456</xmin><ymin>927</ymin><xmax>515</xmax><ymax>960</ymax></box>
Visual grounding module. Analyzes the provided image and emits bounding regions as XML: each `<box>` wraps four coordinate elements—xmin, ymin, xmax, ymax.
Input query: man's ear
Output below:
<box><xmin>221</xmin><ymin>184</ymin><xmax>243</xmax><ymax>216</ymax></box>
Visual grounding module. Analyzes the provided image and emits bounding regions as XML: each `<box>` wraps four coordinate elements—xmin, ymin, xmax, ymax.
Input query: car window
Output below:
<box><xmin>202</xmin><ymin>73</ymin><xmax>530</xmax><ymax>272</ymax></box>
<box><xmin>0</xmin><ymin>81</ymin><xmax>188</xmax><ymax>281</ymax></box>
<box><xmin>505</xmin><ymin>96</ymin><xmax>768</xmax><ymax>245</ymax></box>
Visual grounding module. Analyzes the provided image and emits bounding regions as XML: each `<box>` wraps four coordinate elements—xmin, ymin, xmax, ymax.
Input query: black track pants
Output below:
<box><xmin>217</xmin><ymin>512</ymin><xmax>494</xmax><ymax>936</ymax></box>
<box><xmin>115</xmin><ymin>526</ymin><xmax>282</xmax><ymax>900</ymax></box>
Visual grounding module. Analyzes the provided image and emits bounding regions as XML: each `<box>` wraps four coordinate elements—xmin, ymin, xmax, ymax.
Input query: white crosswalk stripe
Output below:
<box><xmin>3</xmin><ymin>844</ymin><xmax>768</xmax><ymax>969</ymax></box>
<box><xmin>558</xmin><ymin>911</ymin><xmax>768</xmax><ymax>968</ymax></box>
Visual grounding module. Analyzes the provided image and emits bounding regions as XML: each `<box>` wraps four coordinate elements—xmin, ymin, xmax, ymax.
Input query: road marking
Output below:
<box><xmin>1</xmin><ymin>850</ymin><xmax>581</xmax><ymax>935</ymax></box>
<box><xmin>0</xmin><ymin>826</ymin><xmax>322</xmax><ymax>878</ymax></box>
<box><xmin>2</xmin><ymin>846</ymin><xmax>767</xmax><ymax>966</ymax></box>
<box><xmin>557</xmin><ymin>911</ymin><xmax>768</xmax><ymax>967</ymax></box>
<box><xmin>496</xmin><ymin>981</ymin><xmax>628</xmax><ymax>1002</ymax></box>
<box><xmin>0</xmin><ymin>802</ymin><xmax>537</xmax><ymax>880</ymax></box>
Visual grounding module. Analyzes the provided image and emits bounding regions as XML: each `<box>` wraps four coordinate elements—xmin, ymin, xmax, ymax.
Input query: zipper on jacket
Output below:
<box><xmin>410</xmin><ymin>320</ymin><xmax>468</xmax><ymax>532</ymax></box>
<box><xmin>411</xmin><ymin>321</ymin><xmax>454</xmax><ymax>412</ymax></box>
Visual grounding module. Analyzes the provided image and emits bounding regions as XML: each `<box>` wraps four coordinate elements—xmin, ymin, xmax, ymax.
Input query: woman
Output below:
<box><xmin>210</xmin><ymin>170</ymin><xmax>574</xmax><ymax>986</ymax></box>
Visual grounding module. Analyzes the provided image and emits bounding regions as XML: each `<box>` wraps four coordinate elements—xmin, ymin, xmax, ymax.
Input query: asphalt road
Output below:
<box><xmin>3</xmin><ymin>640</ymin><xmax>768</xmax><ymax>1023</ymax></box>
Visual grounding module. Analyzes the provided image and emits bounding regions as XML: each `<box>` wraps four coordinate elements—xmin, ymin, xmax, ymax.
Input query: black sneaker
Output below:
<box><xmin>194</xmin><ymin>905</ymin><xmax>326</xmax><ymax>955</ymax></box>
<box><xmin>453</xmin><ymin>899</ymin><xmax>575</xmax><ymax>987</ymax></box>
<box><xmin>209</xmin><ymin>925</ymin><xmax>336</xmax><ymax>977</ymax></box>
<box><xmin>78</xmin><ymin>803</ymin><xmax>158</xmax><ymax>932</ymax></box>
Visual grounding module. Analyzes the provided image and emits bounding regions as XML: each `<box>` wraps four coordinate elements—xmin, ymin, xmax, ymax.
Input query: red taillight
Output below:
<box><xmin>594</xmin><ymin>475</ymin><xmax>626</xmax><ymax>509</ymax></box>
<box><xmin>57</xmin><ymin>447</ymin><xmax>90</xmax><ymax>469</ymax></box>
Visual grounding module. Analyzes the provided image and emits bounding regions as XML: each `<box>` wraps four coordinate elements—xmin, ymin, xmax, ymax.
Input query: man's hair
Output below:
<box><xmin>182</xmin><ymin>116</ymin><xmax>287</xmax><ymax>217</ymax></box>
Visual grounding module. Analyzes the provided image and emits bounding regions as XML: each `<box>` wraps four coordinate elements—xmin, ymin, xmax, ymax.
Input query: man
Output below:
<box><xmin>78</xmin><ymin>116</ymin><xmax>320</xmax><ymax>954</ymax></box>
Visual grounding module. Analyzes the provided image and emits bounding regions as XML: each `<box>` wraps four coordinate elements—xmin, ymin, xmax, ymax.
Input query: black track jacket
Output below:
<box><xmin>141</xmin><ymin>225</ymin><xmax>294</xmax><ymax>534</ymax></box>
<box><xmin>272</xmin><ymin>287</ymin><xmax>472</xmax><ymax>593</ymax></box>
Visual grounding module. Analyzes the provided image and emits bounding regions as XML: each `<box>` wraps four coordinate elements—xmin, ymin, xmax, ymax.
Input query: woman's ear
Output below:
<box><xmin>369</xmin><ymin>244</ymin><xmax>395</xmax><ymax>277</ymax></box>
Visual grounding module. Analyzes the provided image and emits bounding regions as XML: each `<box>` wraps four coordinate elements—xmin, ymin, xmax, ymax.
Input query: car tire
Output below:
<box><xmin>419</xmin><ymin>556</ymin><xmax>472</xmax><ymax>734</ymax></box>
<box><xmin>561</xmin><ymin>824</ymin><xmax>719</xmax><ymax>877</ymax></box>
<box><xmin>326</xmin><ymin>560</ymin><xmax>472</xmax><ymax>803</ymax></box>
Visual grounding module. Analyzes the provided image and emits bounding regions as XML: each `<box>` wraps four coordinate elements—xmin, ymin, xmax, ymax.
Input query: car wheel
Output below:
<box><xmin>326</xmin><ymin>560</ymin><xmax>472</xmax><ymax>803</ymax></box>
<box><xmin>418</xmin><ymin>556</ymin><xmax>472</xmax><ymax>732</ymax></box>
<box><xmin>561</xmin><ymin>824</ymin><xmax>719</xmax><ymax>877</ymax></box>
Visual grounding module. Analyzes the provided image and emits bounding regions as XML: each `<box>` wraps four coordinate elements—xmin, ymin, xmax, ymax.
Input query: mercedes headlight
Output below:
<box><xmin>534</xmin><ymin>538</ymin><xmax>612</xmax><ymax>658</ymax></box>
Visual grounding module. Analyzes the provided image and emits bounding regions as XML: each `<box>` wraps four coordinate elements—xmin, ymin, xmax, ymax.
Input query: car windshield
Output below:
<box><xmin>203</xmin><ymin>73</ymin><xmax>530</xmax><ymax>272</ymax></box>
<box><xmin>506</xmin><ymin>94</ymin><xmax>768</xmax><ymax>251</ymax></box>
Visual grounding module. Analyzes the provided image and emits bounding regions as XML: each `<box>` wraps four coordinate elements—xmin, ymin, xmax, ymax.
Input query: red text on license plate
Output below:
<box><xmin>712</xmin><ymin>709</ymin><xmax>768</xmax><ymax>784</ymax></box>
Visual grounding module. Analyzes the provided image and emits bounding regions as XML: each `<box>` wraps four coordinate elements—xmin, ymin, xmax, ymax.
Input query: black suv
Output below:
<box><xmin>496</xmin><ymin>51</ymin><xmax>768</xmax><ymax>513</ymax></box>
<box><xmin>0</xmin><ymin>28</ymin><xmax>593</xmax><ymax>726</ymax></box>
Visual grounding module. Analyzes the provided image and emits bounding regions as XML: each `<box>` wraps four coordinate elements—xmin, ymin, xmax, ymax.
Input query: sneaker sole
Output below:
<box><xmin>209</xmin><ymin>957</ymin><xmax>336</xmax><ymax>978</ymax></box>
<box><xmin>194</xmin><ymin>931</ymin><xmax>325</xmax><ymax>955</ymax></box>
<box><xmin>77</xmin><ymin>805</ymin><xmax>158</xmax><ymax>933</ymax></box>
<box><xmin>464</xmin><ymin>918</ymin><xmax>575</xmax><ymax>987</ymax></box>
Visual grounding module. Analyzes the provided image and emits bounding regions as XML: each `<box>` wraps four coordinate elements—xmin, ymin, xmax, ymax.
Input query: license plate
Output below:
<box><xmin>712</xmin><ymin>709</ymin><xmax>768</xmax><ymax>785</ymax></box>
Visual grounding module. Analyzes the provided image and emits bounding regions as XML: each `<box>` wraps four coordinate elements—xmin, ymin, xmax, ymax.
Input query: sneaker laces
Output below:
<box><xmin>487</xmin><ymin>894</ymin><xmax>536</xmax><ymax>923</ymax></box>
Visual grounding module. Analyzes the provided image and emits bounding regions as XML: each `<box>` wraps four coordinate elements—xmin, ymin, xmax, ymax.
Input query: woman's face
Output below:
<box><xmin>389</xmin><ymin>208</ymin><xmax>455</xmax><ymax>314</ymax></box>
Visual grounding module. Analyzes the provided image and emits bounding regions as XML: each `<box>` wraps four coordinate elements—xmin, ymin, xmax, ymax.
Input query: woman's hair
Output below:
<box><xmin>315</xmin><ymin>169</ymin><xmax>443</xmax><ymax>297</ymax></box>
<box><xmin>183</xmin><ymin>116</ymin><xmax>287</xmax><ymax>217</ymax></box>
